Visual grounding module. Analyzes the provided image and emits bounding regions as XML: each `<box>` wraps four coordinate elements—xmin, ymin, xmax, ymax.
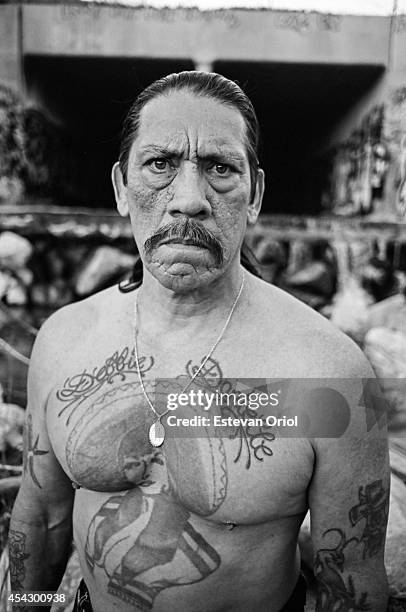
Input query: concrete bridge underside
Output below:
<box><xmin>1</xmin><ymin>3</ymin><xmax>406</xmax><ymax>213</ymax></box>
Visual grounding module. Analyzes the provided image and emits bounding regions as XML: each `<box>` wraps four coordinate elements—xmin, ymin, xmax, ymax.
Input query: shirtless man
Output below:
<box><xmin>10</xmin><ymin>71</ymin><xmax>389</xmax><ymax>611</ymax></box>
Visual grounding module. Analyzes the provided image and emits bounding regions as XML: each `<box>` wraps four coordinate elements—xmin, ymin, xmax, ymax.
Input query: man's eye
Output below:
<box><xmin>215</xmin><ymin>164</ymin><xmax>230</xmax><ymax>175</ymax></box>
<box><xmin>208</xmin><ymin>163</ymin><xmax>232</xmax><ymax>177</ymax></box>
<box><xmin>149</xmin><ymin>159</ymin><xmax>169</xmax><ymax>172</ymax></box>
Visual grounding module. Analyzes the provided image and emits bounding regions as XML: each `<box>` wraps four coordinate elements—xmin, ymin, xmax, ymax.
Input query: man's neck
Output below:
<box><xmin>136</xmin><ymin>262</ymin><xmax>246</xmax><ymax>338</ymax></box>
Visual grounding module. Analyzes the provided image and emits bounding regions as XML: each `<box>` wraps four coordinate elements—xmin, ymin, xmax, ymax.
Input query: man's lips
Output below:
<box><xmin>160</xmin><ymin>239</ymin><xmax>209</xmax><ymax>249</ymax></box>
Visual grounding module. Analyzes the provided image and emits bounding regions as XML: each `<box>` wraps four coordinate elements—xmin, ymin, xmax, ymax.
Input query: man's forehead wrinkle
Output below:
<box><xmin>131</xmin><ymin>92</ymin><xmax>250</xmax><ymax>167</ymax></box>
<box><xmin>136</xmin><ymin>120</ymin><xmax>189</xmax><ymax>145</ymax></box>
<box><xmin>138</xmin><ymin>92</ymin><xmax>246</xmax><ymax>135</ymax></box>
<box><xmin>138</xmin><ymin>142</ymin><xmax>185</xmax><ymax>157</ymax></box>
<box><xmin>136</xmin><ymin>137</ymin><xmax>247</xmax><ymax>163</ymax></box>
<box><xmin>132</xmin><ymin>130</ymin><xmax>189</xmax><ymax>161</ymax></box>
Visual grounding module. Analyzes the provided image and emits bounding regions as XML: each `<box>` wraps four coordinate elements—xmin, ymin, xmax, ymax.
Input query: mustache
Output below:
<box><xmin>144</xmin><ymin>218</ymin><xmax>223</xmax><ymax>266</ymax></box>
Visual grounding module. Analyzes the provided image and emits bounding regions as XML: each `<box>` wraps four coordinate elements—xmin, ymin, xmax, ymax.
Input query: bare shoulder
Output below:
<box><xmin>30</xmin><ymin>285</ymin><xmax>127</xmax><ymax>397</ymax></box>
<box><xmin>35</xmin><ymin>287</ymin><xmax>107</xmax><ymax>349</ymax></box>
<box><xmin>250</xmin><ymin>273</ymin><xmax>373</xmax><ymax>379</ymax></box>
<box><xmin>251</xmin><ymin>277</ymin><xmax>387</xmax><ymax>475</ymax></box>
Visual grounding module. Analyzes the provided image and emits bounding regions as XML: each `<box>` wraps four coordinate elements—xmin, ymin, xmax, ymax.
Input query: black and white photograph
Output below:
<box><xmin>0</xmin><ymin>0</ymin><xmax>406</xmax><ymax>610</ymax></box>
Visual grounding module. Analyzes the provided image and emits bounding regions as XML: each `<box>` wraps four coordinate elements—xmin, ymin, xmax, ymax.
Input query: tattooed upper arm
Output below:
<box><xmin>308</xmin><ymin>373</ymin><xmax>390</xmax><ymax>611</ymax></box>
<box><xmin>19</xmin><ymin>308</ymin><xmax>75</xmax><ymax>501</ymax></box>
<box><xmin>10</xmin><ymin>309</ymin><xmax>76</xmax><ymax>596</ymax></box>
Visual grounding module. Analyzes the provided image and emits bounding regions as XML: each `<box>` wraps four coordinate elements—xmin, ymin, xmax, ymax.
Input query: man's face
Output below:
<box><xmin>113</xmin><ymin>90</ymin><xmax>263</xmax><ymax>292</ymax></box>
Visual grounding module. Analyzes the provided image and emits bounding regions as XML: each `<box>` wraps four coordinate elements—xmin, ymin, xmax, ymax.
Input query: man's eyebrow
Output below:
<box><xmin>199</xmin><ymin>151</ymin><xmax>246</xmax><ymax>163</ymax></box>
<box><xmin>138</xmin><ymin>145</ymin><xmax>247</xmax><ymax>164</ymax></box>
<box><xmin>139</xmin><ymin>145</ymin><xmax>180</xmax><ymax>157</ymax></box>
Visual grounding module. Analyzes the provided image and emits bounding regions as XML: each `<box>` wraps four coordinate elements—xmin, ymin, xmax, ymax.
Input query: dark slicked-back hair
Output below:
<box><xmin>118</xmin><ymin>71</ymin><xmax>262</xmax><ymax>292</ymax></box>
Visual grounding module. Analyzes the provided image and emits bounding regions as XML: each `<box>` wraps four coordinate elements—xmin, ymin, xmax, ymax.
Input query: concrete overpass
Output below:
<box><xmin>0</xmin><ymin>4</ymin><xmax>394</xmax><ymax>87</ymax></box>
<box><xmin>1</xmin><ymin>3</ymin><xmax>406</xmax><ymax>214</ymax></box>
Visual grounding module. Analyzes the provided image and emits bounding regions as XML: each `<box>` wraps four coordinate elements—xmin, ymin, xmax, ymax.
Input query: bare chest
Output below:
<box><xmin>47</xmin><ymin>344</ymin><xmax>313</xmax><ymax>523</ymax></box>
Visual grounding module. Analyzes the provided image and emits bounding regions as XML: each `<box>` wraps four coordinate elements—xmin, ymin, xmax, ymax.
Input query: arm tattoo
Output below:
<box><xmin>8</xmin><ymin>529</ymin><xmax>30</xmax><ymax>591</ymax></box>
<box><xmin>314</xmin><ymin>529</ymin><xmax>370</xmax><ymax>611</ymax></box>
<box><xmin>349</xmin><ymin>480</ymin><xmax>388</xmax><ymax>558</ymax></box>
<box><xmin>23</xmin><ymin>414</ymin><xmax>49</xmax><ymax>489</ymax></box>
<box><xmin>314</xmin><ymin>479</ymin><xmax>388</xmax><ymax>611</ymax></box>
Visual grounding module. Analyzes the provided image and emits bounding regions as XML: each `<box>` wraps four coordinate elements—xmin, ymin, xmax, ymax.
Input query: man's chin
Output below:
<box><xmin>147</xmin><ymin>260</ymin><xmax>221</xmax><ymax>293</ymax></box>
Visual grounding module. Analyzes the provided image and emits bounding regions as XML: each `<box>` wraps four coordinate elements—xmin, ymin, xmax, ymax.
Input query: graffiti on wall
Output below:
<box><xmin>391</xmin><ymin>87</ymin><xmax>406</xmax><ymax>106</ymax></box>
<box><xmin>324</xmin><ymin>92</ymin><xmax>406</xmax><ymax>220</ymax></box>
<box><xmin>59</xmin><ymin>6</ymin><xmax>343</xmax><ymax>33</ymax></box>
<box><xmin>388</xmin><ymin>87</ymin><xmax>406</xmax><ymax>218</ymax></box>
<box><xmin>274</xmin><ymin>11</ymin><xmax>342</xmax><ymax>33</ymax></box>
<box><xmin>317</xmin><ymin>14</ymin><xmax>342</xmax><ymax>32</ymax></box>
<box><xmin>58</xmin><ymin>5</ymin><xmax>241</xmax><ymax>29</ymax></box>
<box><xmin>324</xmin><ymin>106</ymin><xmax>391</xmax><ymax>217</ymax></box>
<box><xmin>274</xmin><ymin>12</ymin><xmax>310</xmax><ymax>32</ymax></box>
<box><xmin>397</xmin><ymin>135</ymin><xmax>406</xmax><ymax>216</ymax></box>
<box><xmin>395</xmin><ymin>15</ymin><xmax>406</xmax><ymax>33</ymax></box>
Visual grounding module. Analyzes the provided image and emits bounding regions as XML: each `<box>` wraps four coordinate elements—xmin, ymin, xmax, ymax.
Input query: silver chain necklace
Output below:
<box><xmin>133</xmin><ymin>272</ymin><xmax>245</xmax><ymax>447</ymax></box>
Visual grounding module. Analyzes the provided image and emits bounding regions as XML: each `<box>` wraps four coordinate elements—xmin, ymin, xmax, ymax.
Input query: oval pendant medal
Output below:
<box><xmin>149</xmin><ymin>419</ymin><xmax>165</xmax><ymax>447</ymax></box>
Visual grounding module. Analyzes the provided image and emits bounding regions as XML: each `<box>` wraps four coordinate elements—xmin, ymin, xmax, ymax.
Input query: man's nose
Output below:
<box><xmin>168</xmin><ymin>162</ymin><xmax>211</xmax><ymax>219</ymax></box>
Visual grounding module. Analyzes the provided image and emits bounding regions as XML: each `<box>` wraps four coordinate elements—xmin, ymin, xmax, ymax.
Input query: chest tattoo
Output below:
<box><xmin>56</xmin><ymin>347</ymin><xmax>154</xmax><ymax>424</ymax></box>
<box><xmin>185</xmin><ymin>356</ymin><xmax>275</xmax><ymax>469</ymax></box>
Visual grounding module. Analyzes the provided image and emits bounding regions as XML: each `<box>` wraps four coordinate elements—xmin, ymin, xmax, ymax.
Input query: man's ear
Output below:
<box><xmin>112</xmin><ymin>162</ymin><xmax>129</xmax><ymax>217</ymax></box>
<box><xmin>247</xmin><ymin>168</ymin><xmax>265</xmax><ymax>225</ymax></box>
